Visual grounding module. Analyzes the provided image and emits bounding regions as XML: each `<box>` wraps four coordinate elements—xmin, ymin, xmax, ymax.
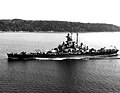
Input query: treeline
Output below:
<box><xmin>0</xmin><ymin>19</ymin><xmax>120</xmax><ymax>32</ymax></box>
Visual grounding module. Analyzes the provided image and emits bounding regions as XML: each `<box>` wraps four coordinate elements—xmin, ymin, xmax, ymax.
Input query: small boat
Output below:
<box><xmin>7</xmin><ymin>33</ymin><xmax>119</xmax><ymax>60</ymax></box>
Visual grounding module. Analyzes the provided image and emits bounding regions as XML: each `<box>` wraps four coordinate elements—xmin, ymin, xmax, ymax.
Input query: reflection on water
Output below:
<box><xmin>3</xmin><ymin>59</ymin><xmax>120</xmax><ymax>93</ymax></box>
<box><xmin>0</xmin><ymin>32</ymin><xmax>120</xmax><ymax>92</ymax></box>
<box><xmin>5</xmin><ymin>60</ymin><xmax>86</xmax><ymax>92</ymax></box>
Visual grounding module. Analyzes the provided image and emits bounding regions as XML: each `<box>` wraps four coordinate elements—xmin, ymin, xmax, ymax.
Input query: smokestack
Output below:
<box><xmin>76</xmin><ymin>33</ymin><xmax>78</xmax><ymax>45</ymax></box>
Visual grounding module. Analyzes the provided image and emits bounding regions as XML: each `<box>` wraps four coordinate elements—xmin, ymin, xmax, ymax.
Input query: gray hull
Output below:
<box><xmin>7</xmin><ymin>50</ymin><xmax>119</xmax><ymax>60</ymax></box>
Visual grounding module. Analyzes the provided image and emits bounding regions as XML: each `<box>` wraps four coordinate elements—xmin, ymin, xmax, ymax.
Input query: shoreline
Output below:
<box><xmin>0</xmin><ymin>31</ymin><xmax>119</xmax><ymax>34</ymax></box>
<box><xmin>0</xmin><ymin>19</ymin><xmax>120</xmax><ymax>33</ymax></box>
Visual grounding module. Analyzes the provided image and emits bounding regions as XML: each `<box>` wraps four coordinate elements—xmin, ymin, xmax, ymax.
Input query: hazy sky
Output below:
<box><xmin>0</xmin><ymin>0</ymin><xmax>120</xmax><ymax>26</ymax></box>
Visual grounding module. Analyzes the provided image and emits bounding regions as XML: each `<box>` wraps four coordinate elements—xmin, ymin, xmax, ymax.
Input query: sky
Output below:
<box><xmin>0</xmin><ymin>0</ymin><xmax>120</xmax><ymax>26</ymax></box>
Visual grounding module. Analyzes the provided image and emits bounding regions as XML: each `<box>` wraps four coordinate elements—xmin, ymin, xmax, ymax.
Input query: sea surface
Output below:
<box><xmin>0</xmin><ymin>32</ymin><xmax>120</xmax><ymax>93</ymax></box>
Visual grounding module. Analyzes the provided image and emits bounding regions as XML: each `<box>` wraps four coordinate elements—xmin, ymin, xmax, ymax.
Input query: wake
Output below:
<box><xmin>35</xmin><ymin>54</ymin><xmax>120</xmax><ymax>61</ymax></box>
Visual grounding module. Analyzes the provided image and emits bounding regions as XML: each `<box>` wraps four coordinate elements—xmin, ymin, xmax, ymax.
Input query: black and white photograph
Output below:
<box><xmin>0</xmin><ymin>0</ymin><xmax>120</xmax><ymax>92</ymax></box>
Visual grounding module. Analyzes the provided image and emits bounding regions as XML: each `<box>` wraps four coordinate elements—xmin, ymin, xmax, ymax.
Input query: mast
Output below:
<box><xmin>76</xmin><ymin>33</ymin><xmax>78</xmax><ymax>45</ymax></box>
<box><xmin>71</xmin><ymin>32</ymin><xmax>72</xmax><ymax>39</ymax></box>
<box><xmin>66</xmin><ymin>33</ymin><xmax>72</xmax><ymax>42</ymax></box>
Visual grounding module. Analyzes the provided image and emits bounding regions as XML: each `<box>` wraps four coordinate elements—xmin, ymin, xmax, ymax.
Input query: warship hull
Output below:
<box><xmin>7</xmin><ymin>50</ymin><xmax>118</xmax><ymax>60</ymax></box>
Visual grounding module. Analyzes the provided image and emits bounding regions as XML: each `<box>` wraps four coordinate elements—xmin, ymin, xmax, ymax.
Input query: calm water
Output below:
<box><xmin>0</xmin><ymin>32</ymin><xmax>120</xmax><ymax>93</ymax></box>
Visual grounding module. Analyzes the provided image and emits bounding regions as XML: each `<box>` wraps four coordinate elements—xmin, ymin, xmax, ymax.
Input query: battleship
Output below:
<box><xmin>7</xmin><ymin>33</ymin><xmax>119</xmax><ymax>60</ymax></box>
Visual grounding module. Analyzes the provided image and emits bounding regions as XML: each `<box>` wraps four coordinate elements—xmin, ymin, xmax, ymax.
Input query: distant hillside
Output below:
<box><xmin>0</xmin><ymin>19</ymin><xmax>120</xmax><ymax>32</ymax></box>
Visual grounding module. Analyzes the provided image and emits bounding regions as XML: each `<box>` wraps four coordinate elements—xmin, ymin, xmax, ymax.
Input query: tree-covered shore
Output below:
<box><xmin>0</xmin><ymin>19</ymin><xmax>120</xmax><ymax>32</ymax></box>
